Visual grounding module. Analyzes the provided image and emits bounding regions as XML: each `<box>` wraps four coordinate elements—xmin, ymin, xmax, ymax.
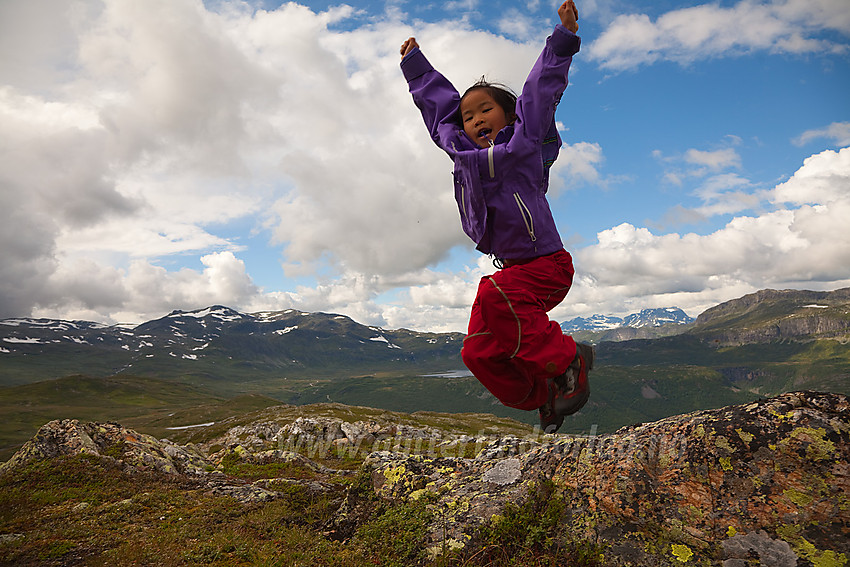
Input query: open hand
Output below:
<box><xmin>400</xmin><ymin>37</ymin><xmax>419</xmax><ymax>59</ymax></box>
<box><xmin>558</xmin><ymin>1</ymin><xmax>579</xmax><ymax>33</ymax></box>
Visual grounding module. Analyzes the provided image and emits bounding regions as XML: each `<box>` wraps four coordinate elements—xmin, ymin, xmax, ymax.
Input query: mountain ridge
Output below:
<box><xmin>0</xmin><ymin>306</ymin><xmax>465</xmax><ymax>388</ymax></box>
<box><xmin>690</xmin><ymin>287</ymin><xmax>850</xmax><ymax>344</ymax></box>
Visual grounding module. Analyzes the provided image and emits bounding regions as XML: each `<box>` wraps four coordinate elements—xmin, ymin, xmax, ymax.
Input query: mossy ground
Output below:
<box><xmin>458</xmin><ymin>480</ymin><xmax>607</xmax><ymax>567</ymax></box>
<box><xmin>0</xmin><ymin>453</ymin><xmax>613</xmax><ymax>567</ymax></box>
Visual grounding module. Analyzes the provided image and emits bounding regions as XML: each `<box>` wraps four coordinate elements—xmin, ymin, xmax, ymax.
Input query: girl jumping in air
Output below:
<box><xmin>400</xmin><ymin>1</ymin><xmax>594</xmax><ymax>433</ymax></box>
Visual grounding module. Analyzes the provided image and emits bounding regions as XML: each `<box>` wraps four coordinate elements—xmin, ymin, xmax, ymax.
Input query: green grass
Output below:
<box><xmin>0</xmin><ymin>375</ymin><xmax>282</xmax><ymax>462</ymax></box>
<box><xmin>0</xmin><ymin>454</ymin><xmax>353</xmax><ymax>566</ymax></box>
<box><xmin>355</xmin><ymin>497</ymin><xmax>435</xmax><ymax>566</ymax></box>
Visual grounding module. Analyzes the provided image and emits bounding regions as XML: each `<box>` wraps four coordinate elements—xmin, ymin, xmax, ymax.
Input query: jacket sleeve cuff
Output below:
<box><xmin>550</xmin><ymin>24</ymin><xmax>581</xmax><ymax>58</ymax></box>
<box><xmin>400</xmin><ymin>47</ymin><xmax>433</xmax><ymax>82</ymax></box>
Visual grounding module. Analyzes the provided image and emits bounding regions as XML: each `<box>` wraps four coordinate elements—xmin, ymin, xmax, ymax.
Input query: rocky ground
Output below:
<box><xmin>1</xmin><ymin>391</ymin><xmax>848</xmax><ymax>566</ymax></box>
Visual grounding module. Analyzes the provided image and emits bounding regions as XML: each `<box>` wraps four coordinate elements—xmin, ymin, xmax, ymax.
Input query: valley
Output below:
<box><xmin>1</xmin><ymin>288</ymin><xmax>848</xmax><ymax>461</ymax></box>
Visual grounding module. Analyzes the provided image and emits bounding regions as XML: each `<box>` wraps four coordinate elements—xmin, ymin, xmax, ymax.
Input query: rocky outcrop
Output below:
<box><xmin>360</xmin><ymin>391</ymin><xmax>849</xmax><ymax>564</ymax></box>
<box><xmin>0</xmin><ymin>420</ymin><xmax>210</xmax><ymax>476</ymax></box>
<box><xmin>2</xmin><ymin>392</ymin><xmax>848</xmax><ymax>565</ymax></box>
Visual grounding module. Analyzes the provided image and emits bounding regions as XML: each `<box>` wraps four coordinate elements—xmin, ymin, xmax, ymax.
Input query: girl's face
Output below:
<box><xmin>460</xmin><ymin>89</ymin><xmax>510</xmax><ymax>149</ymax></box>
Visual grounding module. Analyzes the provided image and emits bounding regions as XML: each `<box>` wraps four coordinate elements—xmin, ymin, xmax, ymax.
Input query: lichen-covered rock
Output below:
<box><xmin>359</xmin><ymin>391</ymin><xmax>850</xmax><ymax>565</ymax></box>
<box><xmin>552</xmin><ymin>390</ymin><xmax>849</xmax><ymax>565</ymax></box>
<box><xmin>0</xmin><ymin>419</ymin><xmax>342</xmax><ymax>505</ymax></box>
<box><xmin>361</xmin><ymin>437</ymin><xmax>561</xmax><ymax>556</ymax></box>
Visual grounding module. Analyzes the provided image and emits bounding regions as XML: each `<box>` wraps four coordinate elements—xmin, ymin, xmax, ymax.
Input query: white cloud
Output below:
<box><xmin>57</xmin><ymin>144</ymin><xmax>844</xmax><ymax>330</ymax></box>
<box><xmin>497</xmin><ymin>9</ymin><xmax>540</xmax><ymax>42</ymax></box>
<box><xmin>690</xmin><ymin>173</ymin><xmax>762</xmax><ymax>218</ymax></box>
<box><xmin>0</xmin><ymin>0</ymin><xmax>276</xmax><ymax>319</ymax></box>
<box><xmin>587</xmin><ymin>0</ymin><xmax>850</xmax><ymax>71</ymax></box>
<box><xmin>684</xmin><ymin>148</ymin><xmax>742</xmax><ymax>171</ymax></box>
<box><xmin>794</xmin><ymin>121</ymin><xmax>850</xmax><ymax>147</ymax></box>
<box><xmin>656</xmin><ymin>143</ymin><xmax>742</xmax><ymax>181</ymax></box>
<box><xmin>654</xmin><ymin>143</ymin><xmax>756</xmax><ymax>222</ymax></box>
<box><xmin>771</xmin><ymin>146</ymin><xmax>850</xmax><ymax>206</ymax></box>
<box><xmin>550</xmin><ymin>140</ymin><xmax>606</xmax><ymax>191</ymax></box>
<box><xmin>33</xmin><ymin>251</ymin><xmax>259</xmax><ymax>324</ymax></box>
<box><xmin>0</xmin><ymin>0</ymin><xmax>545</xmax><ymax>327</ymax></box>
<box><xmin>261</xmin><ymin>19</ymin><xmax>544</xmax><ymax>277</ymax></box>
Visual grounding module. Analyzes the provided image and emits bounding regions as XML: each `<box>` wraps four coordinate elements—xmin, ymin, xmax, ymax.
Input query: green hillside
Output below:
<box><xmin>0</xmin><ymin>375</ymin><xmax>281</xmax><ymax>461</ymax></box>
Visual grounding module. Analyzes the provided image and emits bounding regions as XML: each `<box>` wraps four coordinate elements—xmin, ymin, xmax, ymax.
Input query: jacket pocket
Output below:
<box><xmin>513</xmin><ymin>193</ymin><xmax>537</xmax><ymax>242</ymax></box>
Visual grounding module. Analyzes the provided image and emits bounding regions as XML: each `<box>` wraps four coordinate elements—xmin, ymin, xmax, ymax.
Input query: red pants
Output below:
<box><xmin>461</xmin><ymin>249</ymin><xmax>577</xmax><ymax>411</ymax></box>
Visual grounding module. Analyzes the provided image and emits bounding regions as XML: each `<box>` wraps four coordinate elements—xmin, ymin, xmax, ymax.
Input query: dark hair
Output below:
<box><xmin>458</xmin><ymin>77</ymin><xmax>518</xmax><ymax>125</ymax></box>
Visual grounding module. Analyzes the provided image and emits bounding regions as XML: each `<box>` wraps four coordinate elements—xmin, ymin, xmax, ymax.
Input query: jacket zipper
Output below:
<box><xmin>460</xmin><ymin>181</ymin><xmax>467</xmax><ymax>219</ymax></box>
<box><xmin>513</xmin><ymin>193</ymin><xmax>537</xmax><ymax>242</ymax></box>
<box><xmin>488</xmin><ymin>140</ymin><xmax>495</xmax><ymax>178</ymax></box>
<box><xmin>490</xmin><ymin>141</ymin><xmax>535</xmax><ymax>242</ymax></box>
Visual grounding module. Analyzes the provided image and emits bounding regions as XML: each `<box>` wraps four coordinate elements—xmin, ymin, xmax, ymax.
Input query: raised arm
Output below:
<box><xmin>514</xmin><ymin>3</ymin><xmax>581</xmax><ymax>144</ymax></box>
<box><xmin>400</xmin><ymin>39</ymin><xmax>463</xmax><ymax>153</ymax></box>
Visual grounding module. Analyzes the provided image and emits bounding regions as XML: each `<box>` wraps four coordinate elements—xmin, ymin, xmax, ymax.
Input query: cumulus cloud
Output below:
<box><xmin>550</xmin><ymin>140</ymin><xmax>606</xmax><ymax>192</ymax></box>
<box><xmin>587</xmin><ymin>0</ymin><xmax>850</xmax><ymax>71</ymax></box>
<box><xmin>0</xmin><ymin>0</ymin><xmax>274</xmax><ymax>319</ymax></box>
<box><xmin>33</xmin><ymin>251</ymin><xmax>259</xmax><ymax>324</ymax></box>
<box><xmin>566</xmin><ymin>147</ymin><xmax>850</xmax><ymax>320</ymax></box>
<box><xmin>243</xmin><ymin>12</ymin><xmax>544</xmax><ymax>277</ymax></box>
<box><xmin>0</xmin><ymin>0</ymin><xmax>553</xmax><ymax>326</ymax></box>
<box><xmin>497</xmin><ymin>9</ymin><xmax>541</xmax><ymax>42</ymax></box>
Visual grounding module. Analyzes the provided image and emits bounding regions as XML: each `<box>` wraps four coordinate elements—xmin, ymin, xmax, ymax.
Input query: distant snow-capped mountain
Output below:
<box><xmin>559</xmin><ymin>314</ymin><xmax>624</xmax><ymax>333</ymax></box>
<box><xmin>561</xmin><ymin>307</ymin><xmax>693</xmax><ymax>333</ymax></box>
<box><xmin>0</xmin><ymin>306</ymin><xmax>464</xmax><ymax>381</ymax></box>
<box><xmin>623</xmin><ymin>308</ymin><xmax>694</xmax><ymax>328</ymax></box>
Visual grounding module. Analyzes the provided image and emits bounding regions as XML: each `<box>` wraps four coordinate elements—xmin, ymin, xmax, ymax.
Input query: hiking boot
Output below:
<box><xmin>539</xmin><ymin>378</ymin><xmax>564</xmax><ymax>434</ymax></box>
<box><xmin>552</xmin><ymin>342</ymin><xmax>594</xmax><ymax>417</ymax></box>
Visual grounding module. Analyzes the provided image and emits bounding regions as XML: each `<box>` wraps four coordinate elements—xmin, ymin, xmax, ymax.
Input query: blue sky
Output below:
<box><xmin>1</xmin><ymin>0</ymin><xmax>849</xmax><ymax>332</ymax></box>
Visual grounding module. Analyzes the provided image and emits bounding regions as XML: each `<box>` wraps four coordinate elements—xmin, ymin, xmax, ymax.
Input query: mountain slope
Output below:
<box><xmin>689</xmin><ymin>288</ymin><xmax>850</xmax><ymax>344</ymax></box>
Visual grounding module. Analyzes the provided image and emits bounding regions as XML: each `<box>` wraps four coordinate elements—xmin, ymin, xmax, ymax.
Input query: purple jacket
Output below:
<box><xmin>402</xmin><ymin>25</ymin><xmax>581</xmax><ymax>261</ymax></box>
